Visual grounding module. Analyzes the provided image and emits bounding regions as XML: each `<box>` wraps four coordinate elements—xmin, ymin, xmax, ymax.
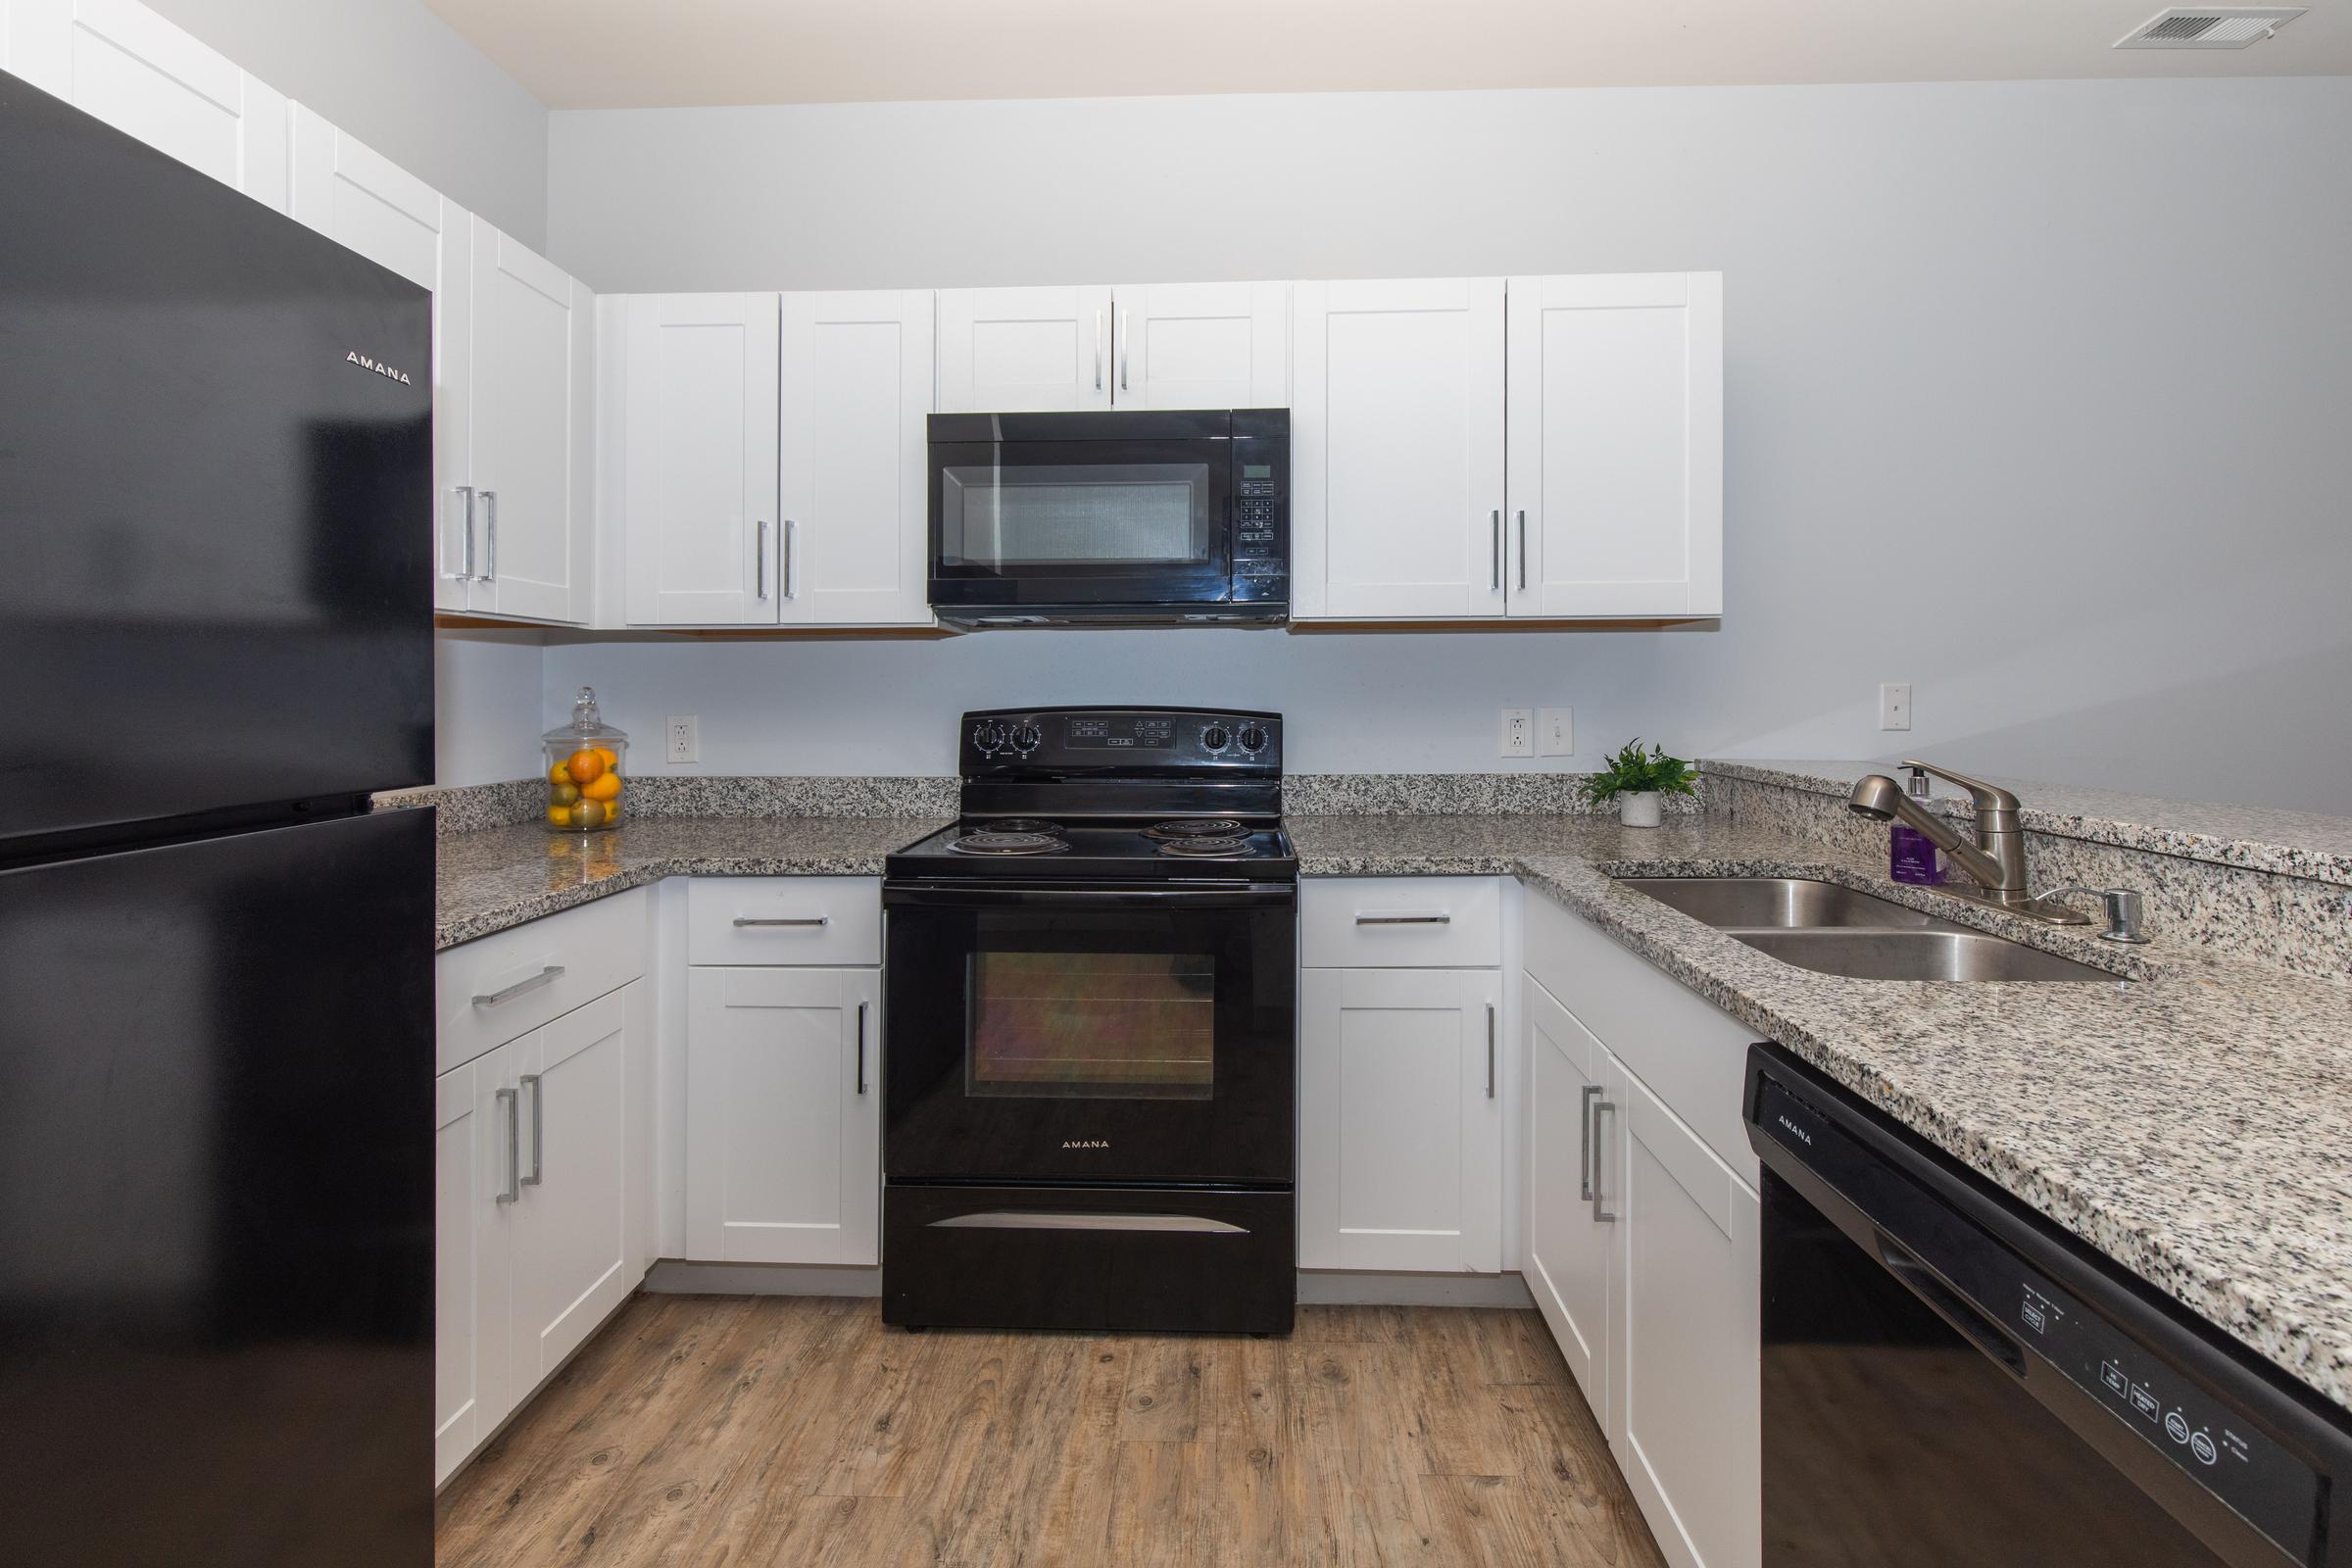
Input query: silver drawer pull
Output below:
<box><xmin>1592</xmin><ymin>1099</ymin><xmax>1620</xmax><ymax>1224</ymax></box>
<box><xmin>1354</xmin><ymin>912</ymin><xmax>1451</xmax><ymax>926</ymax></box>
<box><xmin>928</xmin><ymin>1211</ymin><xmax>1247</xmax><ymax>1235</ymax></box>
<box><xmin>518</xmin><ymin>1073</ymin><xmax>544</xmax><ymax>1188</ymax></box>
<box><xmin>1580</xmin><ymin>1083</ymin><xmax>1601</xmax><ymax>1200</ymax></box>
<box><xmin>732</xmin><ymin>915</ymin><xmax>829</xmax><ymax>928</ymax></box>
<box><xmin>471</xmin><ymin>964</ymin><xmax>564</xmax><ymax>1007</ymax></box>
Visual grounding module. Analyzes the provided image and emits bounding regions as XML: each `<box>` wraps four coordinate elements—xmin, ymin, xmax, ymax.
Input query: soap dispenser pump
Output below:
<box><xmin>1886</xmin><ymin>765</ymin><xmax>1945</xmax><ymax>885</ymax></box>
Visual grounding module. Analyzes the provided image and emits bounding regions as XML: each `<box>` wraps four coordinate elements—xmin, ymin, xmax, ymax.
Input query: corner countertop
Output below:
<box><xmin>1291</xmin><ymin>812</ymin><xmax>2352</xmax><ymax>1416</ymax></box>
<box><xmin>435</xmin><ymin>815</ymin><xmax>946</xmax><ymax>949</ymax></box>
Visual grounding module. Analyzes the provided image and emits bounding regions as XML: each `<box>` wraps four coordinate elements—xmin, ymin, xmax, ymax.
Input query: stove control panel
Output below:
<box><xmin>962</xmin><ymin>708</ymin><xmax>1282</xmax><ymax>770</ymax></box>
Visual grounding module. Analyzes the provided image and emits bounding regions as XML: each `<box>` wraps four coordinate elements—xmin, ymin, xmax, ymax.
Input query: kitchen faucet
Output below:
<box><xmin>1847</xmin><ymin>760</ymin><xmax>2093</xmax><ymax>926</ymax></box>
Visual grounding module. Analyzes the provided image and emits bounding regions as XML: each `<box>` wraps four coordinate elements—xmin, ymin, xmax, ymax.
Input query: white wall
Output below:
<box><xmin>145</xmin><ymin>0</ymin><xmax>550</xmax><ymax>249</ymax></box>
<box><xmin>438</xmin><ymin>631</ymin><xmax>545</xmax><ymax>786</ymax></box>
<box><xmin>536</xmin><ymin>77</ymin><xmax>2352</xmax><ymax>810</ymax></box>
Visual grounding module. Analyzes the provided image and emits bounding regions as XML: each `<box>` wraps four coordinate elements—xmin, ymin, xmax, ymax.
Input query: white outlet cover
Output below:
<box><xmin>664</xmin><ymin>713</ymin><xmax>701</xmax><ymax>764</ymax></box>
<box><xmin>1499</xmin><ymin>708</ymin><xmax>1535</xmax><ymax>759</ymax></box>
<box><xmin>1879</xmin><ymin>684</ymin><xmax>1913</xmax><ymax>732</ymax></box>
<box><xmin>1539</xmin><ymin>707</ymin><xmax>1575</xmax><ymax>758</ymax></box>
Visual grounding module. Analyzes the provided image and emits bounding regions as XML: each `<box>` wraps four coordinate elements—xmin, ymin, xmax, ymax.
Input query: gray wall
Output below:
<box><xmin>147</xmin><ymin>0</ymin><xmax>550</xmax><ymax>249</ymax></box>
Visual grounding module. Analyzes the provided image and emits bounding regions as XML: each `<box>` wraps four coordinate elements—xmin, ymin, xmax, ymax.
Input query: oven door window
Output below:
<box><xmin>968</xmin><ymin>952</ymin><xmax>1214</xmax><ymax>1100</ymax></box>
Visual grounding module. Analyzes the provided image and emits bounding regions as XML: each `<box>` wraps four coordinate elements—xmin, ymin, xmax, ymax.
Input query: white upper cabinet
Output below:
<box><xmin>1506</xmin><ymin>273</ymin><xmax>1723</xmax><ymax>618</ymax></box>
<box><xmin>467</xmin><ymin>223</ymin><xmax>592</xmax><ymax>623</ymax></box>
<box><xmin>1109</xmin><ymin>282</ymin><xmax>1289</xmax><ymax>409</ymax></box>
<box><xmin>614</xmin><ymin>292</ymin><xmax>781</xmax><ymax>626</ymax></box>
<box><xmin>1291</xmin><ymin>277</ymin><xmax>1506</xmax><ymax>619</ymax></box>
<box><xmin>936</xmin><ymin>284</ymin><xmax>1112</xmax><ymax>412</ymax></box>
<box><xmin>9</xmin><ymin>0</ymin><xmax>289</xmax><ymax>211</ymax></box>
<box><xmin>779</xmin><ymin>290</ymin><xmax>935</xmax><ymax>625</ymax></box>
<box><xmin>288</xmin><ymin>107</ymin><xmax>475</xmax><ymax>611</ymax></box>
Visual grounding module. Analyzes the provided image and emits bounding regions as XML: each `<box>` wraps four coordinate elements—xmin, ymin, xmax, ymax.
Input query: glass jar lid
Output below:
<box><xmin>542</xmin><ymin>686</ymin><xmax>627</xmax><ymax>747</ymax></box>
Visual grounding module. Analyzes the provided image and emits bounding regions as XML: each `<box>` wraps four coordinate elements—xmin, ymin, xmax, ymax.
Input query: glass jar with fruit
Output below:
<box><xmin>542</xmin><ymin>687</ymin><xmax>628</xmax><ymax>833</ymax></box>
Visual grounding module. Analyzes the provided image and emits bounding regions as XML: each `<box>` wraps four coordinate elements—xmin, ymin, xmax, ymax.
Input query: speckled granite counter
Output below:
<box><xmin>1292</xmin><ymin>812</ymin><xmax>2352</xmax><ymax>1415</ymax></box>
<box><xmin>435</xmin><ymin>815</ymin><xmax>944</xmax><ymax>949</ymax></box>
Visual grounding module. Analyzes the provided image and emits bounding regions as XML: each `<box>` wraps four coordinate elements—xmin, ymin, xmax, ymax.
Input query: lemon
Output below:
<box><xmin>581</xmin><ymin>771</ymin><xmax>621</xmax><ymax>803</ymax></box>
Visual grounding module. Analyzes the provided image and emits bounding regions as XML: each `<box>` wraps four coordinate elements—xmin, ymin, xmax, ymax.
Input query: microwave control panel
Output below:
<box><xmin>1229</xmin><ymin>410</ymin><xmax>1289</xmax><ymax>606</ymax></box>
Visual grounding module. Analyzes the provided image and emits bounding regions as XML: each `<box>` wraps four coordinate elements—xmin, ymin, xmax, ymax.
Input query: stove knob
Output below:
<box><xmin>1011</xmin><ymin>722</ymin><xmax>1043</xmax><ymax>753</ymax></box>
<box><xmin>972</xmin><ymin>720</ymin><xmax>1008</xmax><ymax>755</ymax></box>
<box><xmin>1200</xmin><ymin>724</ymin><xmax>1231</xmax><ymax>752</ymax></box>
<box><xmin>1238</xmin><ymin>724</ymin><xmax>1267</xmax><ymax>754</ymax></box>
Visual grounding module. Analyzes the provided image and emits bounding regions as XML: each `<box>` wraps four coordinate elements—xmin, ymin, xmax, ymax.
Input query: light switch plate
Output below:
<box><xmin>665</xmin><ymin>714</ymin><xmax>701</xmax><ymax>764</ymax></box>
<box><xmin>1539</xmin><ymin>708</ymin><xmax>1574</xmax><ymax>757</ymax></box>
<box><xmin>1498</xmin><ymin>708</ymin><xmax>1535</xmax><ymax>759</ymax></box>
<box><xmin>1879</xmin><ymin>684</ymin><xmax>1913</xmax><ymax>732</ymax></box>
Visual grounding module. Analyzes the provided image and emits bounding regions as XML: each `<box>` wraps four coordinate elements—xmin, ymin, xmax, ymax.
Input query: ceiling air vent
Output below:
<box><xmin>2115</xmin><ymin>7</ymin><xmax>2306</xmax><ymax>48</ymax></box>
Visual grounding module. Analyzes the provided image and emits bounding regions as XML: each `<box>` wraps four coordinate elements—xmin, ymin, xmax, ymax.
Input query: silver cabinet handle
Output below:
<box><xmin>1094</xmin><ymin>311</ymin><xmax>1103</xmax><ymax>392</ymax></box>
<box><xmin>1118</xmin><ymin>309</ymin><xmax>1130</xmax><ymax>392</ymax></box>
<box><xmin>1354</xmin><ymin>911</ymin><xmax>1451</xmax><ymax>925</ymax></box>
<box><xmin>929</xmin><ymin>1211</ymin><xmax>1246</xmax><ymax>1235</ymax></box>
<box><xmin>732</xmin><ymin>915</ymin><xmax>828</xmax><ymax>928</ymax></box>
<box><xmin>1491</xmin><ymin>510</ymin><xmax>1500</xmax><ymax>591</ymax></box>
<box><xmin>447</xmin><ymin>485</ymin><xmax>477</xmax><ymax>581</ymax></box>
<box><xmin>471</xmin><ymin>964</ymin><xmax>564</xmax><ymax>1007</ymax></box>
<box><xmin>1580</xmin><ymin>1083</ymin><xmax>1601</xmax><ymax>1200</ymax></box>
<box><xmin>1485</xmin><ymin>1003</ymin><xmax>1496</xmax><ymax>1100</ymax></box>
<box><xmin>856</xmin><ymin>1002</ymin><xmax>868</xmax><ymax>1096</ymax></box>
<box><xmin>782</xmin><ymin>518</ymin><xmax>797</xmax><ymax>600</ymax></box>
<box><xmin>1592</xmin><ymin>1099</ymin><xmax>1619</xmax><ymax>1223</ymax></box>
<box><xmin>1517</xmin><ymin>509</ymin><xmax>1527</xmax><ymax>590</ymax></box>
<box><xmin>495</xmin><ymin>1087</ymin><xmax>519</xmax><ymax>1204</ymax></box>
<box><xmin>480</xmin><ymin>490</ymin><xmax>498</xmax><ymax>581</ymax></box>
<box><xmin>518</xmin><ymin>1073</ymin><xmax>544</xmax><ymax>1187</ymax></box>
<box><xmin>756</xmin><ymin>518</ymin><xmax>769</xmax><ymax>601</ymax></box>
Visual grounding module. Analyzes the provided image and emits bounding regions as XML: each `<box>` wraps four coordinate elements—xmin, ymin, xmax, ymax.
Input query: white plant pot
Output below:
<box><xmin>1618</xmin><ymin>791</ymin><xmax>1663</xmax><ymax>828</ymax></box>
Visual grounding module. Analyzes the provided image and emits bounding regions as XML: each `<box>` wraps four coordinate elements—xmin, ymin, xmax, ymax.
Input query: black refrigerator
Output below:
<box><xmin>0</xmin><ymin>74</ymin><xmax>433</xmax><ymax>1566</ymax></box>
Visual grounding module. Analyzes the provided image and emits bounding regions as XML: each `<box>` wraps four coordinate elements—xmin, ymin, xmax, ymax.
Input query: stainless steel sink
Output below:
<box><xmin>1616</xmin><ymin>877</ymin><xmax>2119</xmax><ymax>982</ymax></box>
<box><xmin>1616</xmin><ymin>877</ymin><xmax>1967</xmax><ymax>931</ymax></box>
<box><xmin>1730</xmin><ymin>929</ymin><xmax>2114</xmax><ymax>982</ymax></box>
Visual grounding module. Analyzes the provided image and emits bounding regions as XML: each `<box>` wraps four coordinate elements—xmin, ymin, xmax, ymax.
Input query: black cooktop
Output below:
<box><xmin>889</xmin><ymin>816</ymin><xmax>1298</xmax><ymax>883</ymax></box>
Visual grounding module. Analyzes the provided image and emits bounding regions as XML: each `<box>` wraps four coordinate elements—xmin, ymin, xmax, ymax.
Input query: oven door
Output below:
<box><xmin>929</xmin><ymin>437</ymin><xmax>1233</xmax><ymax>609</ymax></box>
<box><xmin>883</xmin><ymin>881</ymin><xmax>1295</xmax><ymax>1185</ymax></box>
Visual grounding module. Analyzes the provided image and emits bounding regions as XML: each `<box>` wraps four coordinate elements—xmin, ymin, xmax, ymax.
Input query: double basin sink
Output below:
<box><xmin>1616</xmin><ymin>877</ymin><xmax>2116</xmax><ymax>982</ymax></box>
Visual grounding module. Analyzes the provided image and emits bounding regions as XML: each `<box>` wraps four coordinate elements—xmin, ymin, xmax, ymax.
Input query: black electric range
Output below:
<box><xmin>879</xmin><ymin>708</ymin><xmax>1298</xmax><ymax>1336</ymax></box>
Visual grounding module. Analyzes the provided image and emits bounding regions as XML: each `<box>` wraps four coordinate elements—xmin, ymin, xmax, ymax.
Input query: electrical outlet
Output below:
<box><xmin>1879</xmin><ymin>684</ymin><xmax>1913</xmax><ymax>732</ymax></box>
<box><xmin>1499</xmin><ymin>708</ymin><xmax>1535</xmax><ymax>759</ymax></box>
<box><xmin>1539</xmin><ymin>707</ymin><xmax>1574</xmax><ymax>758</ymax></box>
<box><xmin>664</xmin><ymin>714</ymin><xmax>701</xmax><ymax>764</ymax></box>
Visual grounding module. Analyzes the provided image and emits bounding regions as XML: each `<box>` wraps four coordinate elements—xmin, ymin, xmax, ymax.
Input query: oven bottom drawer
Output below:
<box><xmin>882</xmin><ymin>1183</ymin><xmax>1296</xmax><ymax>1335</ymax></box>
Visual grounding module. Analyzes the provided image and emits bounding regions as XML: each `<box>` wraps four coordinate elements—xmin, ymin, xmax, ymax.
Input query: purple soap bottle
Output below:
<box><xmin>1887</xmin><ymin>766</ymin><xmax>1945</xmax><ymax>885</ymax></box>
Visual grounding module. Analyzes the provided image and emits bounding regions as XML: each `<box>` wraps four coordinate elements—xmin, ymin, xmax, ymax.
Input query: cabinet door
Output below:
<box><xmin>935</xmin><ymin>284</ymin><xmax>1112</xmax><ymax>412</ymax></box>
<box><xmin>1525</xmin><ymin>973</ymin><xmax>1612</xmax><ymax>1408</ymax></box>
<box><xmin>685</xmin><ymin>966</ymin><xmax>881</xmax><ymax>1266</ymax></box>
<box><xmin>1506</xmin><ymin>273</ymin><xmax>1723</xmax><ymax>618</ymax></box>
<box><xmin>779</xmin><ymin>290</ymin><xmax>934</xmax><ymax>625</ymax></box>
<box><xmin>469</xmin><ymin>223</ymin><xmax>587</xmax><ymax>623</ymax></box>
<box><xmin>1299</xmin><ymin>966</ymin><xmax>1503</xmax><ymax>1272</ymax></box>
<box><xmin>1613</xmin><ymin>1064</ymin><xmax>1761</xmax><ymax>1568</ymax></box>
<box><xmin>617</xmin><ymin>292</ymin><xmax>781</xmax><ymax>625</ymax></box>
<box><xmin>510</xmin><ymin>985</ymin><xmax>639</xmax><ymax>1384</ymax></box>
<box><xmin>1292</xmin><ymin>277</ymin><xmax>1505</xmax><ymax>618</ymax></box>
<box><xmin>9</xmin><ymin>0</ymin><xmax>289</xmax><ymax>210</ymax></box>
<box><xmin>433</xmin><ymin>1044</ymin><xmax>516</xmax><ymax>1488</ymax></box>
<box><xmin>1110</xmin><ymin>282</ymin><xmax>1289</xmax><ymax>409</ymax></box>
<box><xmin>288</xmin><ymin>106</ymin><xmax>475</xmax><ymax>610</ymax></box>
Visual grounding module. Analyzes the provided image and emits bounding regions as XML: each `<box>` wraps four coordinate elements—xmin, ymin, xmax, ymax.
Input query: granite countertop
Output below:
<box><xmin>1292</xmin><ymin>811</ymin><xmax>2352</xmax><ymax>1414</ymax></box>
<box><xmin>435</xmin><ymin>815</ymin><xmax>947</xmax><ymax>949</ymax></box>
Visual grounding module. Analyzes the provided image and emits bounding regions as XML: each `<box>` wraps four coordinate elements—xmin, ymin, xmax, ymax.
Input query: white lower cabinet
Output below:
<box><xmin>683</xmin><ymin>965</ymin><xmax>881</xmax><ymax>1265</ymax></box>
<box><xmin>1525</xmin><ymin>895</ymin><xmax>1760</xmax><ymax>1568</ymax></box>
<box><xmin>1298</xmin><ymin>964</ymin><xmax>1503</xmax><ymax>1272</ymax></box>
<box><xmin>433</xmin><ymin>975</ymin><xmax>652</xmax><ymax>1489</ymax></box>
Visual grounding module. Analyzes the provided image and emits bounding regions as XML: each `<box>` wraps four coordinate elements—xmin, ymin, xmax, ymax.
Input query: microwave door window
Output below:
<box><xmin>941</xmin><ymin>461</ymin><xmax>1212</xmax><ymax>570</ymax></box>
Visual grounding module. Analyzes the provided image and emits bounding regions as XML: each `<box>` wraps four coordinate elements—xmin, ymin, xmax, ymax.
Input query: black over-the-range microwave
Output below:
<box><xmin>926</xmin><ymin>409</ymin><xmax>1289</xmax><ymax>626</ymax></box>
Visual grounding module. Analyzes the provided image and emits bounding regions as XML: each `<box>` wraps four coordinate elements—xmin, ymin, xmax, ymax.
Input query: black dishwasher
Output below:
<box><xmin>1745</xmin><ymin>1044</ymin><xmax>2352</xmax><ymax>1568</ymax></box>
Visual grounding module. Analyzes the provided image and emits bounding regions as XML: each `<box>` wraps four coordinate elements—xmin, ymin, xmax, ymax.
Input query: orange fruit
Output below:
<box><xmin>581</xmin><ymin>772</ymin><xmax>621</xmax><ymax>803</ymax></box>
<box><xmin>565</xmin><ymin>749</ymin><xmax>607</xmax><ymax>786</ymax></box>
<box><xmin>594</xmin><ymin>747</ymin><xmax>619</xmax><ymax>769</ymax></box>
<box><xmin>549</xmin><ymin>760</ymin><xmax>571</xmax><ymax>785</ymax></box>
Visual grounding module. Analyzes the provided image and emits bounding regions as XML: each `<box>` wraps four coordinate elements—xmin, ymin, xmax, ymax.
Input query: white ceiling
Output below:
<box><xmin>421</xmin><ymin>0</ymin><xmax>2351</xmax><ymax>111</ymax></box>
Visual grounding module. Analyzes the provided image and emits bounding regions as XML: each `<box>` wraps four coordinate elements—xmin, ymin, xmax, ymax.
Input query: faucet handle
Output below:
<box><xmin>2037</xmin><ymin>885</ymin><xmax>2149</xmax><ymax>944</ymax></box>
<box><xmin>1898</xmin><ymin>760</ymin><xmax>2023</xmax><ymax>814</ymax></box>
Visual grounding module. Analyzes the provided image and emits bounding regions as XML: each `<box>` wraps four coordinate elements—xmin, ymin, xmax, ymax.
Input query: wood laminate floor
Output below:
<box><xmin>435</xmin><ymin>1294</ymin><xmax>1669</xmax><ymax>1568</ymax></box>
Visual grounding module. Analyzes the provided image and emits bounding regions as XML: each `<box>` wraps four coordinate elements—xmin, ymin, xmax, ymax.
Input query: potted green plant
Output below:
<box><xmin>1581</xmin><ymin>739</ymin><xmax>1697</xmax><ymax>828</ymax></box>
